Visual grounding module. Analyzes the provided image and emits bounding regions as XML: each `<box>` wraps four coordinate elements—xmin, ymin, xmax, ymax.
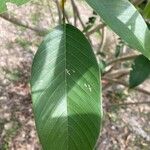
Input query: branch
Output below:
<box><xmin>53</xmin><ymin>0</ymin><xmax>62</xmax><ymax>24</ymax></box>
<box><xmin>64</xmin><ymin>11</ymin><xmax>71</xmax><ymax>24</ymax></box>
<box><xmin>104</xmin><ymin>69</ymin><xmax>130</xmax><ymax>78</ymax></box>
<box><xmin>107</xmin><ymin>54</ymin><xmax>139</xmax><ymax>66</ymax></box>
<box><xmin>97</xmin><ymin>26</ymin><xmax>106</xmax><ymax>53</ymax></box>
<box><xmin>71</xmin><ymin>0</ymin><xmax>85</xmax><ymax>28</ymax></box>
<box><xmin>102</xmin><ymin>77</ymin><xmax>150</xmax><ymax>95</ymax></box>
<box><xmin>71</xmin><ymin>0</ymin><xmax>77</xmax><ymax>26</ymax></box>
<box><xmin>86</xmin><ymin>23</ymin><xmax>106</xmax><ymax>36</ymax></box>
<box><xmin>105</xmin><ymin>101</ymin><xmax>150</xmax><ymax>108</ymax></box>
<box><xmin>132</xmin><ymin>0</ymin><xmax>145</xmax><ymax>6</ymax></box>
<box><xmin>53</xmin><ymin>0</ymin><xmax>70</xmax><ymax>24</ymax></box>
<box><xmin>0</xmin><ymin>13</ymin><xmax>48</xmax><ymax>36</ymax></box>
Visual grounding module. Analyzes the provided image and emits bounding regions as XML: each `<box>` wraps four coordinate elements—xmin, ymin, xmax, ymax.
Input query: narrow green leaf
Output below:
<box><xmin>30</xmin><ymin>24</ymin><xmax>102</xmax><ymax>150</ymax></box>
<box><xmin>144</xmin><ymin>1</ymin><xmax>150</xmax><ymax>19</ymax></box>
<box><xmin>0</xmin><ymin>0</ymin><xmax>30</xmax><ymax>13</ymax></box>
<box><xmin>85</xmin><ymin>0</ymin><xmax>150</xmax><ymax>60</ymax></box>
<box><xmin>129</xmin><ymin>55</ymin><xmax>150</xmax><ymax>88</ymax></box>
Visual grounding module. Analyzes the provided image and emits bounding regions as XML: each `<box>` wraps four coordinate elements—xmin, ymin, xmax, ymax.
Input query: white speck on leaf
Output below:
<box><xmin>84</xmin><ymin>83</ymin><xmax>92</xmax><ymax>92</ymax></box>
<box><xmin>88</xmin><ymin>84</ymin><xmax>92</xmax><ymax>92</ymax></box>
<box><xmin>66</xmin><ymin>69</ymin><xmax>71</xmax><ymax>75</ymax></box>
<box><xmin>72</xmin><ymin>69</ymin><xmax>75</xmax><ymax>73</ymax></box>
<box><xmin>128</xmin><ymin>25</ymin><xmax>132</xmax><ymax>30</ymax></box>
<box><xmin>84</xmin><ymin>83</ymin><xmax>88</xmax><ymax>88</ymax></box>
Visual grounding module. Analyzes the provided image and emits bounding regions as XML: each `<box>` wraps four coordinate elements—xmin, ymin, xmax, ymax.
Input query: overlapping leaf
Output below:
<box><xmin>129</xmin><ymin>55</ymin><xmax>150</xmax><ymax>88</ymax></box>
<box><xmin>31</xmin><ymin>24</ymin><xmax>102</xmax><ymax>150</ymax></box>
<box><xmin>144</xmin><ymin>1</ymin><xmax>150</xmax><ymax>19</ymax></box>
<box><xmin>0</xmin><ymin>0</ymin><xmax>30</xmax><ymax>13</ymax></box>
<box><xmin>85</xmin><ymin>0</ymin><xmax>150</xmax><ymax>60</ymax></box>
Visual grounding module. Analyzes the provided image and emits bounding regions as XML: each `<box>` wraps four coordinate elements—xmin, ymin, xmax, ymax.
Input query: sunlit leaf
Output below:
<box><xmin>31</xmin><ymin>24</ymin><xmax>102</xmax><ymax>150</ymax></box>
<box><xmin>85</xmin><ymin>0</ymin><xmax>150</xmax><ymax>60</ymax></box>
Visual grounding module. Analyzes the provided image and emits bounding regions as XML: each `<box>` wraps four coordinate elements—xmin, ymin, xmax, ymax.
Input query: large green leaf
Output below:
<box><xmin>0</xmin><ymin>0</ymin><xmax>30</xmax><ymax>13</ymax></box>
<box><xmin>85</xmin><ymin>0</ymin><xmax>150</xmax><ymax>60</ymax></box>
<box><xmin>30</xmin><ymin>24</ymin><xmax>102</xmax><ymax>150</ymax></box>
<box><xmin>129</xmin><ymin>55</ymin><xmax>150</xmax><ymax>88</ymax></box>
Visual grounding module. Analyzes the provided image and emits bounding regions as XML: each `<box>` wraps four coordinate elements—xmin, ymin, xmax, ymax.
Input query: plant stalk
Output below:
<box><xmin>62</xmin><ymin>0</ymin><xmax>66</xmax><ymax>24</ymax></box>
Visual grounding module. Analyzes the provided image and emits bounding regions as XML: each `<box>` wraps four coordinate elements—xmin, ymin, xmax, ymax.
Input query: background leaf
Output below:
<box><xmin>129</xmin><ymin>55</ymin><xmax>150</xmax><ymax>88</ymax></box>
<box><xmin>144</xmin><ymin>1</ymin><xmax>150</xmax><ymax>19</ymax></box>
<box><xmin>31</xmin><ymin>24</ymin><xmax>102</xmax><ymax>150</ymax></box>
<box><xmin>0</xmin><ymin>0</ymin><xmax>30</xmax><ymax>13</ymax></box>
<box><xmin>85</xmin><ymin>0</ymin><xmax>150</xmax><ymax>60</ymax></box>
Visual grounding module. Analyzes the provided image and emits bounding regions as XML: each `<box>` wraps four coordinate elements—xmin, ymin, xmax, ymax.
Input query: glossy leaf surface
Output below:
<box><xmin>85</xmin><ymin>0</ymin><xmax>150</xmax><ymax>60</ymax></box>
<box><xmin>31</xmin><ymin>24</ymin><xmax>102</xmax><ymax>150</ymax></box>
<box><xmin>129</xmin><ymin>55</ymin><xmax>150</xmax><ymax>88</ymax></box>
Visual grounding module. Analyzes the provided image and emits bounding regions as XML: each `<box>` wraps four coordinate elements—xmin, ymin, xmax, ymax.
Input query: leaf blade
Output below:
<box><xmin>31</xmin><ymin>24</ymin><xmax>102</xmax><ymax>150</ymax></box>
<box><xmin>129</xmin><ymin>55</ymin><xmax>150</xmax><ymax>88</ymax></box>
<box><xmin>85</xmin><ymin>0</ymin><xmax>150</xmax><ymax>59</ymax></box>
